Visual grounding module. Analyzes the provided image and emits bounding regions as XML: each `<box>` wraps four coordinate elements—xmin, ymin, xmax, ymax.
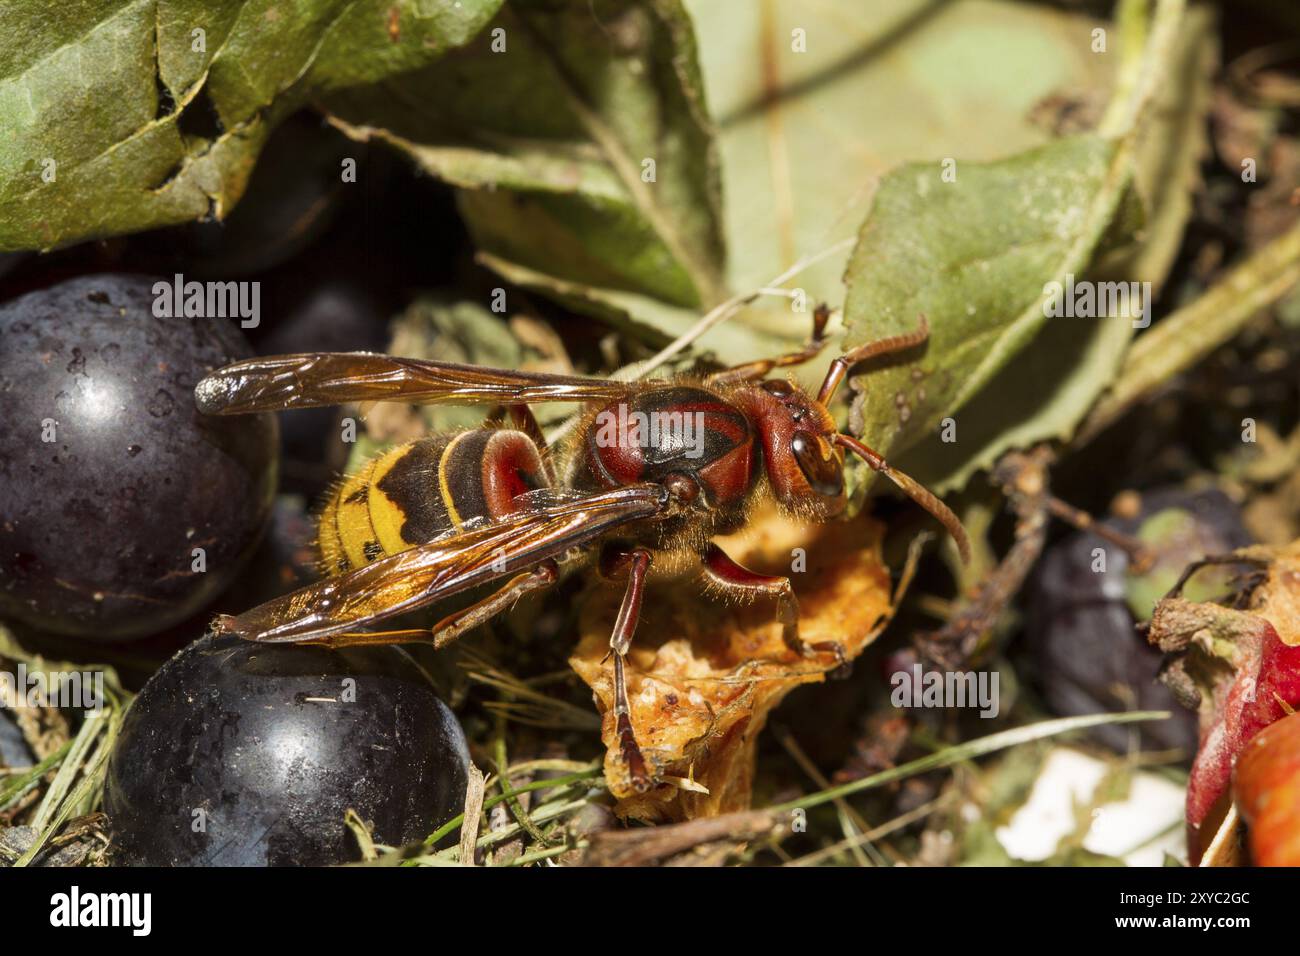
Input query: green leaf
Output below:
<box><xmin>844</xmin><ymin>135</ymin><xmax>1135</xmax><ymax>463</ymax></box>
<box><xmin>327</xmin><ymin>0</ymin><xmax>727</xmax><ymax>311</ymax></box>
<box><xmin>849</xmin><ymin>0</ymin><xmax>1208</xmax><ymax>493</ymax></box>
<box><xmin>894</xmin><ymin>292</ymin><xmax>1139</xmax><ymax>493</ymax></box>
<box><xmin>0</xmin><ymin>0</ymin><xmax>502</xmax><ymax>251</ymax></box>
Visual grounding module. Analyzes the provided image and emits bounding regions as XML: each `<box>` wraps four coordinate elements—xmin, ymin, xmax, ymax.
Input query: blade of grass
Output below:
<box><xmin>493</xmin><ymin>736</ymin><xmax>551</xmax><ymax>847</ymax></box>
<box><xmin>775</xmin><ymin>726</ymin><xmax>887</xmax><ymax>867</ymax></box>
<box><xmin>461</xmin><ymin>652</ymin><xmax>601</xmax><ymax>731</ymax></box>
<box><xmin>0</xmin><ymin>741</ymin><xmax>71</xmax><ymax>811</ymax></box>
<box><xmin>421</xmin><ymin>765</ymin><xmax>603</xmax><ymax>848</ymax></box>
<box><xmin>29</xmin><ymin>710</ymin><xmax>106</xmax><ymax>832</ymax></box>
<box><xmin>770</xmin><ymin>711</ymin><xmax>1169</xmax><ymax>814</ymax></box>
<box><xmin>15</xmin><ymin>705</ymin><xmax>122</xmax><ymax>867</ymax></box>
<box><xmin>344</xmin><ymin>809</ymin><xmax>379</xmax><ymax>862</ymax></box>
<box><xmin>507</xmin><ymin>843</ymin><xmax>577</xmax><ymax>866</ymax></box>
<box><xmin>409</xmin><ymin>796</ymin><xmax>592</xmax><ymax>865</ymax></box>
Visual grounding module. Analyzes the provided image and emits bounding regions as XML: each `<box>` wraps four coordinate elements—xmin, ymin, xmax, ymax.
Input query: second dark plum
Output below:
<box><xmin>104</xmin><ymin>633</ymin><xmax>470</xmax><ymax>866</ymax></box>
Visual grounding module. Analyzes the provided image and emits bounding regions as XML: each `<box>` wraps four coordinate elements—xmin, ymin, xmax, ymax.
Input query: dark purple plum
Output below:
<box><xmin>104</xmin><ymin>633</ymin><xmax>469</xmax><ymax>866</ymax></box>
<box><xmin>0</xmin><ymin>275</ymin><xmax>278</xmax><ymax>639</ymax></box>
<box><xmin>1027</xmin><ymin>488</ymin><xmax>1249</xmax><ymax>753</ymax></box>
<box><xmin>0</xmin><ymin>252</ymin><xmax>27</xmax><ymax>285</ymax></box>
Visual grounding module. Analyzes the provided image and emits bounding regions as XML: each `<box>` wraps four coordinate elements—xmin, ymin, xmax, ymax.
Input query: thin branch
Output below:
<box><xmin>623</xmin><ymin>236</ymin><xmax>856</xmax><ymax>382</ymax></box>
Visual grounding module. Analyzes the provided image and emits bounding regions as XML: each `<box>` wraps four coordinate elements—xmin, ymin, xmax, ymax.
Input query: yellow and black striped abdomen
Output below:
<box><xmin>318</xmin><ymin>429</ymin><xmax>549</xmax><ymax>575</ymax></box>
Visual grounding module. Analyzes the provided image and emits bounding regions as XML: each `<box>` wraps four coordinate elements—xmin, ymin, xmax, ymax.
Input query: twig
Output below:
<box><xmin>1045</xmin><ymin>495</ymin><xmax>1153</xmax><ymax>570</ymax></box>
<box><xmin>582</xmin><ymin>809</ymin><xmax>784</xmax><ymax>867</ymax></box>
<box><xmin>458</xmin><ymin>763</ymin><xmax>486</xmax><ymax>866</ymax></box>
<box><xmin>917</xmin><ymin>447</ymin><xmax>1054</xmax><ymax>669</ymax></box>
<box><xmin>617</xmin><ymin>238</ymin><xmax>854</xmax><ymax>383</ymax></box>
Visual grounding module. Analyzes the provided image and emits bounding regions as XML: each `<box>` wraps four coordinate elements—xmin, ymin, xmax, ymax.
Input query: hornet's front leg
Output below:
<box><xmin>705</xmin><ymin>303</ymin><xmax>833</xmax><ymax>386</ymax></box>
<box><xmin>598</xmin><ymin>545</ymin><xmax>654</xmax><ymax>794</ymax></box>
<box><xmin>701</xmin><ymin>543</ymin><xmax>844</xmax><ymax>666</ymax></box>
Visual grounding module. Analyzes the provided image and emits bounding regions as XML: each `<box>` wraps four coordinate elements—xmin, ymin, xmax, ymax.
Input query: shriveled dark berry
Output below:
<box><xmin>0</xmin><ymin>707</ymin><xmax>33</xmax><ymax>769</ymax></box>
<box><xmin>134</xmin><ymin>114</ymin><xmax>353</xmax><ymax>278</ymax></box>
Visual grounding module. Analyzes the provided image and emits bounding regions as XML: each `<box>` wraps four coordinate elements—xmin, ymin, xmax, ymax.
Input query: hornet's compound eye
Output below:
<box><xmin>791</xmin><ymin>430</ymin><xmax>843</xmax><ymax>498</ymax></box>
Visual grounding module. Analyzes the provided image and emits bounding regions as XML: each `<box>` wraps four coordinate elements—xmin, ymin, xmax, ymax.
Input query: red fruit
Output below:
<box><xmin>1184</xmin><ymin>622</ymin><xmax>1300</xmax><ymax>853</ymax></box>
<box><xmin>1234</xmin><ymin>710</ymin><xmax>1300</xmax><ymax>867</ymax></box>
<box><xmin>1147</xmin><ymin>542</ymin><xmax>1300</xmax><ymax>862</ymax></box>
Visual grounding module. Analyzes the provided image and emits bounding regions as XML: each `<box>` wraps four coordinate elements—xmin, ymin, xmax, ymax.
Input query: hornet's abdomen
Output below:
<box><xmin>576</xmin><ymin>386</ymin><xmax>755</xmax><ymax>508</ymax></box>
<box><xmin>318</xmin><ymin>429</ymin><xmax>548</xmax><ymax>575</ymax></box>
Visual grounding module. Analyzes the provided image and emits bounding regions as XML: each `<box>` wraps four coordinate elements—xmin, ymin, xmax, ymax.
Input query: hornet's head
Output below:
<box><xmin>735</xmin><ymin>378</ymin><xmax>847</xmax><ymax>520</ymax></box>
<box><xmin>733</xmin><ymin>315</ymin><xmax>970</xmax><ymax>563</ymax></box>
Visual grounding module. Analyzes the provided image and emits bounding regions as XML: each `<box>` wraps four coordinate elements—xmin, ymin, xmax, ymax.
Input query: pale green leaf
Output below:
<box><xmin>689</xmin><ymin>0</ymin><xmax>1115</xmax><ymax>359</ymax></box>
<box><xmin>849</xmin><ymin>0</ymin><xmax>1209</xmax><ymax>493</ymax></box>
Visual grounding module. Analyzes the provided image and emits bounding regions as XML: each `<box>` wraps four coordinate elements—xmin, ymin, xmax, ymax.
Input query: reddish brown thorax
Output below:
<box><xmin>571</xmin><ymin>379</ymin><xmax>847</xmax><ymax>523</ymax></box>
<box><xmin>574</xmin><ymin>385</ymin><xmax>755</xmax><ymax>509</ymax></box>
